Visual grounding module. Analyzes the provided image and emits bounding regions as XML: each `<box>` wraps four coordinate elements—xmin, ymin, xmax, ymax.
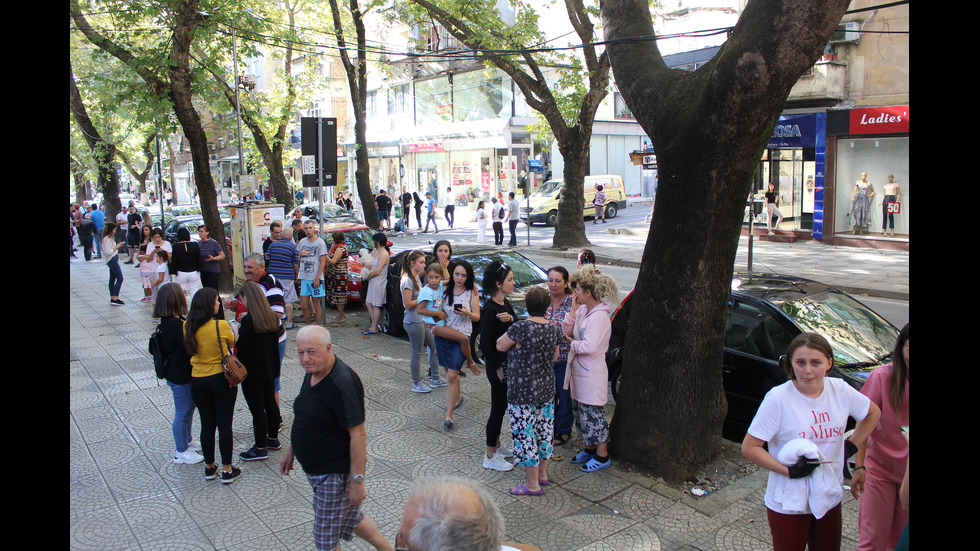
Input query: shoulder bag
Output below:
<box><xmin>216</xmin><ymin>321</ymin><xmax>247</xmax><ymax>386</ymax></box>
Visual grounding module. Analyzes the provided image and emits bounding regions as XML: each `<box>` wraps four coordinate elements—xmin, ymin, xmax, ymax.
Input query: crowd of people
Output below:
<box><xmin>74</xmin><ymin>193</ymin><xmax>909</xmax><ymax>550</ymax></box>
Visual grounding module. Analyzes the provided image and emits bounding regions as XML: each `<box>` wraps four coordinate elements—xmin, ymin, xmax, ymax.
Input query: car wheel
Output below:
<box><xmin>605</xmin><ymin>203</ymin><xmax>618</xmax><ymax>219</ymax></box>
<box><xmin>609</xmin><ymin>364</ymin><xmax>622</xmax><ymax>402</ymax></box>
<box><xmin>545</xmin><ymin>210</ymin><xmax>558</xmax><ymax>226</ymax></box>
<box><xmin>379</xmin><ymin>302</ymin><xmax>402</xmax><ymax>336</ymax></box>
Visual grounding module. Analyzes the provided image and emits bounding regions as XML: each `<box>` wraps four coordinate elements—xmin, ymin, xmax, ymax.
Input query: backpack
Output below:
<box><xmin>498</xmin><ymin>205</ymin><xmax>505</xmax><ymax>219</ymax></box>
<box><xmin>148</xmin><ymin>326</ymin><xmax>170</xmax><ymax>379</ymax></box>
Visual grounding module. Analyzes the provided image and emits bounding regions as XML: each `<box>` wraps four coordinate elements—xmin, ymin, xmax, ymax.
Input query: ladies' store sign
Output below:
<box><xmin>848</xmin><ymin>105</ymin><xmax>909</xmax><ymax>135</ymax></box>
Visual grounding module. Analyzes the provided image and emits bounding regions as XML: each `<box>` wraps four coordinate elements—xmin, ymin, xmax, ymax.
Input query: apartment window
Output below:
<box><xmin>388</xmin><ymin>84</ymin><xmax>410</xmax><ymax>116</ymax></box>
<box><xmin>367</xmin><ymin>90</ymin><xmax>378</xmax><ymax>119</ymax></box>
<box><xmin>614</xmin><ymin>92</ymin><xmax>635</xmax><ymax>121</ymax></box>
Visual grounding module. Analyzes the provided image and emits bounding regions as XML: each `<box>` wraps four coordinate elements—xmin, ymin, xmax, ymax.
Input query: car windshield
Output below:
<box><xmin>338</xmin><ymin>228</ymin><xmax>375</xmax><ymax>252</ymax></box>
<box><xmin>532</xmin><ymin>180</ymin><xmax>562</xmax><ymax>197</ymax></box>
<box><xmin>458</xmin><ymin>251</ymin><xmax>548</xmax><ymax>292</ymax></box>
<box><xmin>322</xmin><ymin>203</ymin><xmax>352</xmax><ymax>218</ymax></box>
<box><xmin>778</xmin><ymin>291</ymin><xmax>897</xmax><ymax>371</ymax></box>
<box><xmin>183</xmin><ymin>219</ymin><xmax>206</xmax><ymax>233</ymax></box>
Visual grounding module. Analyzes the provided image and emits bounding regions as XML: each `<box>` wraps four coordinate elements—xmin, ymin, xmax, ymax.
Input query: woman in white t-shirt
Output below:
<box><xmin>742</xmin><ymin>332</ymin><xmax>881</xmax><ymax>551</ymax></box>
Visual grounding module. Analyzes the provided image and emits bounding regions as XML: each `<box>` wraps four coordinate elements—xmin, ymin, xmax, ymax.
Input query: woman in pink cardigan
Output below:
<box><xmin>562</xmin><ymin>264</ymin><xmax>618</xmax><ymax>473</ymax></box>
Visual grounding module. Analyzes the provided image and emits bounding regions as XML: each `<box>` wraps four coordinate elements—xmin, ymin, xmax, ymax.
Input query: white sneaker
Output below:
<box><xmin>174</xmin><ymin>450</ymin><xmax>205</xmax><ymax>465</ymax></box>
<box><xmin>430</xmin><ymin>377</ymin><xmax>447</xmax><ymax>388</ymax></box>
<box><xmin>482</xmin><ymin>451</ymin><xmax>514</xmax><ymax>472</ymax></box>
<box><xmin>412</xmin><ymin>382</ymin><xmax>432</xmax><ymax>393</ymax></box>
<box><xmin>188</xmin><ymin>440</ymin><xmax>202</xmax><ymax>452</ymax></box>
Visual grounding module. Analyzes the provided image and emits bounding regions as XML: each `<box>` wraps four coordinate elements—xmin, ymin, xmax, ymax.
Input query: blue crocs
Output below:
<box><xmin>580</xmin><ymin>457</ymin><xmax>611</xmax><ymax>473</ymax></box>
<box><xmin>571</xmin><ymin>450</ymin><xmax>595</xmax><ymax>464</ymax></box>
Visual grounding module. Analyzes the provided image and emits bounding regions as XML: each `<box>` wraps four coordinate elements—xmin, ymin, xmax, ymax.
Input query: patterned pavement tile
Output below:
<box><xmin>68</xmin><ymin>258</ymin><xmax>866</xmax><ymax>549</ymax></box>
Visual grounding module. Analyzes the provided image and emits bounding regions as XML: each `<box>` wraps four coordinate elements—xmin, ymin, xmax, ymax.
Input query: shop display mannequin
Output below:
<box><xmin>881</xmin><ymin>174</ymin><xmax>901</xmax><ymax>237</ymax></box>
<box><xmin>850</xmin><ymin>172</ymin><xmax>875</xmax><ymax>234</ymax></box>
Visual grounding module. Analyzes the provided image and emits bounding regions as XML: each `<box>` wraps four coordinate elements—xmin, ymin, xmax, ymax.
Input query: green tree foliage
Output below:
<box><xmin>400</xmin><ymin>0</ymin><xmax>610</xmax><ymax>247</ymax></box>
<box><xmin>71</xmin><ymin>0</ymin><xmax>247</xmax><ymax>286</ymax></box>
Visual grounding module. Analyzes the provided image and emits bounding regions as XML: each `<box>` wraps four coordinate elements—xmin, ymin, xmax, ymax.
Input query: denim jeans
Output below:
<box><xmin>553</xmin><ymin>360</ymin><xmax>573</xmax><ymax>436</ymax></box>
<box><xmin>425</xmin><ymin>211</ymin><xmax>439</xmax><ymax>233</ymax></box>
<box><xmin>168</xmin><ymin>380</ymin><xmax>195</xmax><ymax>453</ymax></box>
<box><xmin>107</xmin><ymin>256</ymin><xmax>124</xmax><ymax>298</ymax></box>
<box><xmin>405</xmin><ymin>322</ymin><xmax>439</xmax><ymax>383</ymax></box>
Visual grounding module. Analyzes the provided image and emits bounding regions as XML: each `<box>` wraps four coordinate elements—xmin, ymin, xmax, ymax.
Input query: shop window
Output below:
<box><xmin>834</xmin><ymin>136</ymin><xmax>909</xmax><ymax>237</ymax></box>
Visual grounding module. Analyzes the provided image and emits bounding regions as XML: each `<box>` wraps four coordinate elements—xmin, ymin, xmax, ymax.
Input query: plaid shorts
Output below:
<box><xmin>307</xmin><ymin>473</ymin><xmax>364</xmax><ymax>550</ymax></box>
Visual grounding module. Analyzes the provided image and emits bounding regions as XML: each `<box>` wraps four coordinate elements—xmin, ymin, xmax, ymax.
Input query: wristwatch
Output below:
<box><xmin>350</xmin><ymin>473</ymin><xmax>365</xmax><ymax>483</ymax></box>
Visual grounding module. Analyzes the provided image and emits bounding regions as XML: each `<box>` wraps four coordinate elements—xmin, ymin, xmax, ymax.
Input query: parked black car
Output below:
<box><xmin>299</xmin><ymin>202</ymin><xmax>361</xmax><ymax>225</ymax></box>
<box><xmin>163</xmin><ymin>215</ymin><xmax>232</xmax><ymax>248</ymax></box>
<box><xmin>606</xmin><ymin>272</ymin><xmax>898</xmax><ymax>440</ymax></box>
<box><xmin>377</xmin><ymin>246</ymin><xmax>548</xmax><ymax>340</ymax></box>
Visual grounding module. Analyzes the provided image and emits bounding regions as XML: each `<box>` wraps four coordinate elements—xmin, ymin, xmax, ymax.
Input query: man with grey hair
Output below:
<box><xmin>397</xmin><ymin>477</ymin><xmax>524</xmax><ymax>551</ymax></box>
<box><xmin>281</xmin><ymin>326</ymin><xmax>392</xmax><ymax>551</ymax></box>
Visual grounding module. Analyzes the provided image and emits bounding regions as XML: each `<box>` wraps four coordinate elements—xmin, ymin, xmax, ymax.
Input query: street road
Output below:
<box><xmin>388</xmin><ymin>201</ymin><xmax>908</xmax><ymax>328</ymax></box>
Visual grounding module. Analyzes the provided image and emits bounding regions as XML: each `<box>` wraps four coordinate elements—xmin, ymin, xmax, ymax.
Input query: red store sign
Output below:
<box><xmin>849</xmin><ymin>105</ymin><xmax>909</xmax><ymax>135</ymax></box>
<box><xmin>407</xmin><ymin>143</ymin><xmax>445</xmax><ymax>153</ymax></box>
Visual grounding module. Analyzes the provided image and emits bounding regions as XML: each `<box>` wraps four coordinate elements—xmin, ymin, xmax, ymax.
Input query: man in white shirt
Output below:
<box><xmin>442</xmin><ymin>186</ymin><xmax>455</xmax><ymax>229</ymax></box>
<box><xmin>490</xmin><ymin>197</ymin><xmax>504</xmax><ymax>246</ymax></box>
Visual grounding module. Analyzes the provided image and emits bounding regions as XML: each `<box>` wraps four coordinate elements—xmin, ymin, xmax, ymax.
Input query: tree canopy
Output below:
<box><xmin>401</xmin><ymin>0</ymin><xmax>610</xmax><ymax>247</ymax></box>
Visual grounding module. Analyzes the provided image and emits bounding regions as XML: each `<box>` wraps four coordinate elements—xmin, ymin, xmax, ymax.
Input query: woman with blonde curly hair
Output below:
<box><xmin>562</xmin><ymin>264</ymin><xmax>618</xmax><ymax>473</ymax></box>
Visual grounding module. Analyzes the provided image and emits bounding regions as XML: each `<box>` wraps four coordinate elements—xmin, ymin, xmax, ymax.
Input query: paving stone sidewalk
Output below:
<box><xmin>70</xmin><ymin>257</ymin><xmax>864</xmax><ymax>550</ymax></box>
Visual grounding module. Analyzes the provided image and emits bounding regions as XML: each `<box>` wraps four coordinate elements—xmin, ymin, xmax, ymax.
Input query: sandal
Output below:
<box><xmin>553</xmin><ymin>434</ymin><xmax>571</xmax><ymax>446</ymax></box>
<box><xmin>580</xmin><ymin>457</ymin><xmax>611</xmax><ymax>473</ymax></box>
<box><xmin>361</xmin><ymin>329</ymin><xmax>377</xmax><ymax>335</ymax></box>
<box><xmin>538</xmin><ymin>479</ymin><xmax>550</xmax><ymax>486</ymax></box>
<box><xmin>571</xmin><ymin>450</ymin><xmax>595</xmax><ymax>464</ymax></box>
<box><xmin>509</xmin><ymin>483</ymin><xmax>543</xmax><ymax>496</ymax></box>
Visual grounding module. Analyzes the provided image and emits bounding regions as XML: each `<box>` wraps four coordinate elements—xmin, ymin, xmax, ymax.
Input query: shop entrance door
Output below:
<box><xmin>754</xmin><ymin>148</ymin><xmax>815</xmax><ymax>231</ymax></box>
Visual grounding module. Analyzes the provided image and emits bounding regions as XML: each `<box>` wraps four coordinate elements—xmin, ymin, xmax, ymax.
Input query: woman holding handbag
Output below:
<box><xmin>184</xmin><ymin>287</ymin><xmax>241</xmax><ymax>484</ymax></box>
<box><xmin>236</xmin><ymin>282</ymin><xmax>282</xmax><ymax>462</ymax></box>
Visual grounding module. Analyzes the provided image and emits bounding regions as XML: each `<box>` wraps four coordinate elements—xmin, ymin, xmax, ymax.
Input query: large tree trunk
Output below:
<box><xmin>70</xmin><ymin>64</ymin><xmax>121</xmax><ymax>222</ymax></box>
<box><xmin>169</xmin><ymin>0</ymin><xmax>231</xmax><ymax>288</ymax></box>
<box><xmin>601</xmin><ymin>0</ymin><xmax>850</xmax><ymax>480</ymax></box>
<box><xmin>329</xmin><ymin>0</ymin><xmax>378</xmax><ymax>229</ymax></box>
<box><xmin>351</xmin><ymin>104</ymin><xmax>377</xmax><ymax>228</ymax></box>
<box><xmin>552</xmin><ymin>130</ymin><xmax>591</xmax><ymax>248</ymax></box>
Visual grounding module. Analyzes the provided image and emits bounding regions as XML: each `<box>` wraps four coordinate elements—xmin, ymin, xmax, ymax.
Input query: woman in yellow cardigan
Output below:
<box><xmin>184</xmin><ymin>288</ymin><xmax>240</xmax><ymax>484</ymax></box>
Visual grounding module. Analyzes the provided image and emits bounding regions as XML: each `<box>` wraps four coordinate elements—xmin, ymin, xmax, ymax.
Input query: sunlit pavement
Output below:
<box><xmin>70</xmin><ymin>249</ymin><xmax>873</xmax><ymax>550</ymax></box>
